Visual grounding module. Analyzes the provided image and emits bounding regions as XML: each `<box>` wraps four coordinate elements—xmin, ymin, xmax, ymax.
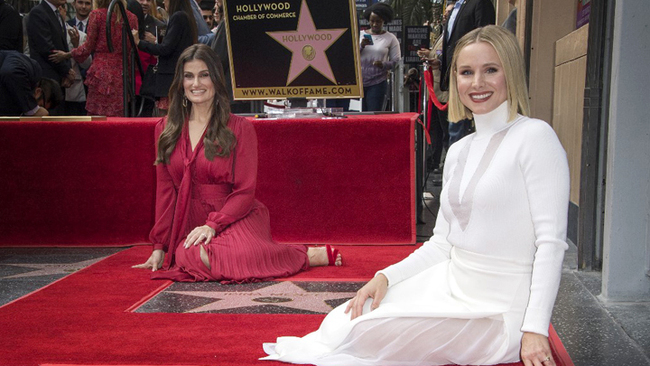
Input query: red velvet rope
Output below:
<box><xmin>417</xmin><ymin>75</ymin><xmax>432</xmax><ymax>145</ymax></box>
<box><xmin>423</xmin><ymin>69</ymin><xmax>448</xmax><ymax>111</ymax></box>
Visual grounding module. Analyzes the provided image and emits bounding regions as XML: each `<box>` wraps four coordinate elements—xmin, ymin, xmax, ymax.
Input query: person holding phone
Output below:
<box><xmin>138</xmin><ymin>0</ymin><xmax>166</xmax><ymax>41</ymax></box>
<box><xmin>359</xmin><ymin>3</ymin><xmax>402</xmax><ymax>111</ymax></box>
<box><xmin>358</xmin><ymin>2</ymin><xmax>401</xmax><ymax>112</ymax></box>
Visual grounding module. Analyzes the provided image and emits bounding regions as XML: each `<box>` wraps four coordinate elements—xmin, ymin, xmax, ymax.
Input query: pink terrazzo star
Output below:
<box><xmin>1</xmin><ymin>258</ymin><xmax>107</xmax><ymax>279</ymax></box>
<box><xmin>168</xmin><ymin>281</ymin><xmax>356</xmax><ymax>314</ymax></box>
<box><xmin>266</xmin><ymin>0</ymin><xmax>347</xmax><ymax>85</ymax></box>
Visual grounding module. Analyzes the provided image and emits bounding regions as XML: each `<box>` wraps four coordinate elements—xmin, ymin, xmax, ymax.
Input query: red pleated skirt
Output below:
<box><xmin>152</xmin><ymin>199</ymin><xmax>309</xmax><ymax>283</ymax></box>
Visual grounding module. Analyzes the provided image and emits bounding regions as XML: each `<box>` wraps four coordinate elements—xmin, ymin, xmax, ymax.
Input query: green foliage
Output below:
<box><xmin>387</xmin><ymin>0</ymin><xmax>436</xmax><ymax>26</ymax></box>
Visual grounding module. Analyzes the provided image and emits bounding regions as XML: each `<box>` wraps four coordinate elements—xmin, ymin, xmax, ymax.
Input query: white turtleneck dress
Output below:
<box><xmin>262</xmin><ymin>102</ymin><xmax>570</xmax><ymax>366</ymax></box>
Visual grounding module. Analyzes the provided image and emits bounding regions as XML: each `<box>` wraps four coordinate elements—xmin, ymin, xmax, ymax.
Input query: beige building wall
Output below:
<box><xmin>460</xmin><ymin>0</ymin><xmax>585</xmax><ymax>205</ymax></box>
<box><xmin>553</xmin><ymin>25</ymin><xmax>589</xmax><ymax>205</ymax></box>
<box><xmin>512</xmin><ymin>1</ymin><xmax>586</xmax><ymax>205</ymax></box>
<box><xmin>528</xmin><ymin>1</ymin><xmax>577</xmax><ymax>123</ymax></box>
<box><xmin>495</xmin><ymin>0</ymin><xmax>514</xmax><ymax>26</ymax></box>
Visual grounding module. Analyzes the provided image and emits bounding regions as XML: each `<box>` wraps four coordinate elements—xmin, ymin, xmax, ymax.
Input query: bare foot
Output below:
<box><xmin>307</xmin><ymin>246</ymin><xmax>342</xmax><ymax>267</ymax></box>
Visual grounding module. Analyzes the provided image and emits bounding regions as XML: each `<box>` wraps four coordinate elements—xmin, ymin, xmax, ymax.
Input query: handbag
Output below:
<box><xmin>139</xmin><ymin>64</ymin><xmax>158</xmax><ymax>99</ymax></box>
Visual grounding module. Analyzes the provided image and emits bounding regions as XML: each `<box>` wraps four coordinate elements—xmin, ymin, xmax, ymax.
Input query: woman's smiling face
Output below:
<box><xmin>455</xmin><ymin>41</ymin><xmax>508</xmax><ymax>115</ymax></box>
<box><xmin>183</xmin><ymin>59</ymin><xmax>215</xmax><ymax>107</ymax></box>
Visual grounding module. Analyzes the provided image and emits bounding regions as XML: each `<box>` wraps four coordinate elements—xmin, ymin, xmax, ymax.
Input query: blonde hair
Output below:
<box><xmin>448</xmin><ymin>25</ymin><xmax>530</xmax><ymax>122</ymax></box>
<box><xmin>150</xmin><ymin>1</ymin><xmax>163</xmax><ymax>21</ymax></box>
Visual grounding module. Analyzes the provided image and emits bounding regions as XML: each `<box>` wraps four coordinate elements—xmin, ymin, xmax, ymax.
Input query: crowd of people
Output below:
<box><xmin>0</xmin><ymin>0</ymin><xmax>505</xmax><ymax>132</ymax></box>
<box><xmin>1</xmin><ymin>0</ymin><xmax>408</xmax><ymax>117</ymax></box>
<box><xmin>0</xmin><ymin>0</ymin><xmax>223</xmax><ymax>117</ymax></box>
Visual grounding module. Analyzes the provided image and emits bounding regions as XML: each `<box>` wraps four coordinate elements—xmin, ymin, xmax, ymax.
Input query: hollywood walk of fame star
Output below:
<box><xmin>266</xmin><ymin>0</ymin><xmax>347</xmax><ymax>86</ymax></box>
<box><xmin>0</xmin><ymin>257</ymin><xmax>106</xmax><ymax>279</ymax></box>
<box><xmin>167</xmin><ymin>281</ymin><xmax>356</xmax><ymax>314</ymax></box>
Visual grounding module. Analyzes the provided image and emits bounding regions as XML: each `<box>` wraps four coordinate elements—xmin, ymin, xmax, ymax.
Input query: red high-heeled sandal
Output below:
<box><xmin>325</xmin><ymin>244</ymin><xmax>342</xmax><ymax>266</ymax></box>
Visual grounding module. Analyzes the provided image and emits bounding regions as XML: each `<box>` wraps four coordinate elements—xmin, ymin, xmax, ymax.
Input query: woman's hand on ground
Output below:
<box><xmin>184</xmin><ymin>225</ymin><xmax>216</xmax><ymax>248</ymax></box>
<box><xmin>521</xmin><ymin>332</ymin><xmax>556</xmax><ymax>366</ymax></box>
<box><xmin>344</xmin><ymin>273</ymin><xmax>388</xmax><ymax>320</ymax></box>
<box><xmin>132</xmin><ymin>249</ymin><xmax>164</xmax><ymax>271</ymax></box>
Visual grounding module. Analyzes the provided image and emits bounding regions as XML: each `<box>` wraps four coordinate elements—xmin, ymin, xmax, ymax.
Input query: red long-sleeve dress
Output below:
<box><xmin>149</xmin><ymin>114</ymin><xmax>309</xmax><ymax>283</ymax></box>
<box><xmin>71</xmin><ymin>9</ymin><xmax>137</xmax><ymax>116</ymax></box>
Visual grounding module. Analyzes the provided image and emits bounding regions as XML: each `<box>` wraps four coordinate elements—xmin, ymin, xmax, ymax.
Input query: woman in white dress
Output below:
<box><xmin>262</xmin><ymin>25</ymin><xmax>569</xmax><ymax>366</ymax></box>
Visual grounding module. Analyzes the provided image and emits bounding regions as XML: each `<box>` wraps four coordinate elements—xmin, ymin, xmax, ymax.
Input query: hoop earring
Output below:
<box><xmin>183</xmin><ymin>96</ymin><xmax>188</xmax><ymax>108</ymax></box>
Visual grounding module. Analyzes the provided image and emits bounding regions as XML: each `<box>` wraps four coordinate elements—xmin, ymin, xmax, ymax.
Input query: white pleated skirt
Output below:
<box><xmin>261</xmin><ymin>247</ymin><xmax>533</xmax><ymax>366</ymax></box>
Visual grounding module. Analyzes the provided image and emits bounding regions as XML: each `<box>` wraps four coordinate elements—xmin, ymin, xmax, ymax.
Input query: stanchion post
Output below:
<box><xmin>416</xmin><ymin>113</ymin><xmax>424</xmax><ymax>224</ymax></box>
<box><xmin>388</xmin><ymin>60</ymin><xmax>406</xmax><ymax>113</ymax></box>
<box><xmin>417</xmin><ymin>64</ymin><xmax>431</xmax><ymax>224</ymax></box>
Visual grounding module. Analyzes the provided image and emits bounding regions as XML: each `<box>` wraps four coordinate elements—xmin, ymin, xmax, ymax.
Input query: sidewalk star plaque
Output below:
<box><xmin>223</xmin><ymin>0</ymin><xmax>362</xmax><ymax>100</ymax></box>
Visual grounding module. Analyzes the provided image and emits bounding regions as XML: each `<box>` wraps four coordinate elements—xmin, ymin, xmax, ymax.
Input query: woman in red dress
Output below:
<box><xmin>50</xmin><ymin>0</ymin><xmax>138</xmax><ymax>116</ymax></box>
<box><xmin>133</xmin><ymin>44</ymin><xmax>341</xmax><ymax>283</ymax></box>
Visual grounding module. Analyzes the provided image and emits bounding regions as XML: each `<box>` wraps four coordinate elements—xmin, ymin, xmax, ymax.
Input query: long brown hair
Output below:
<box><xmin>156</xmin><ymin>44</ymin><xmax>233</xmax><ymax>164</ymax></box>
<box><xmin>167</xmin><ymin>0</ymin><xmax>198</xmax><ymax>44</ymax></box>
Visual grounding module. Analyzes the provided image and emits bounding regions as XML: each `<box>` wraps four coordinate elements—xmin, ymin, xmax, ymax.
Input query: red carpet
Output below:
<box><xmin>0</xmin><ymin>246</ymin><xmax>569</xmax><ymax>366</ymax></box>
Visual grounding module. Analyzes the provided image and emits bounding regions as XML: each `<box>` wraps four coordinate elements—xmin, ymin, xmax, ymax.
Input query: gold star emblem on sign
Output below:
<box><xmin>302</xmin><ymin>45</ymin><xmax>316</xmax><ymax>61</ymax></box>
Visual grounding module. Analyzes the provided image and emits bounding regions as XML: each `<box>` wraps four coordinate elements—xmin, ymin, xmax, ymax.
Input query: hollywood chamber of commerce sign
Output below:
<box><xmin>223</xmin><ymin>0</ymin><xmax>363</xmax><ymax>99</ymax></box>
